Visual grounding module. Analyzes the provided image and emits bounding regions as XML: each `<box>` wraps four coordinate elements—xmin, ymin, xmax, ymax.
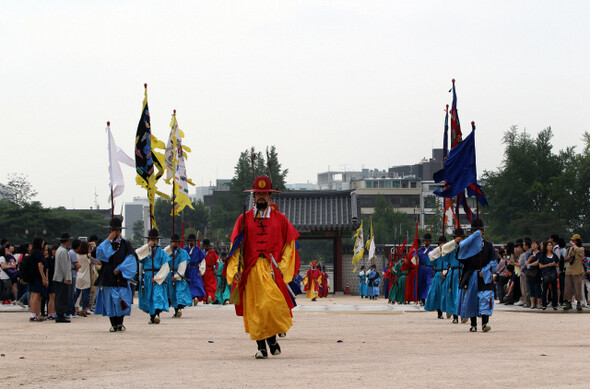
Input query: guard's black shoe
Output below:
<box><xmin>469</xmin><ymin>326</ymin><xmax>477</xmax><ymax>332</ymax></box>
<box><xmin>255</xmin><ymin>349</ymin><xmax>268</xmax><ymax>359</ymax></box>
<box><xmin>452</xmin><ymin>318</ymin><xmax>458</xmax><ymax>324</ymax></box>
<box><xmin>268</xmin><ymin>342</ymin><xmax>281</xmax><ymax>356</ymax></box>
<box><xmin>482</xmin><ymin>324</ymin><xmax>491</xmax><ymax>332</ymax></box>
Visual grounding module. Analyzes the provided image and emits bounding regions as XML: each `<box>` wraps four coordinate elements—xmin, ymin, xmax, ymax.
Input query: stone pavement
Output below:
<box><xmin>2</xmin><ymin>294</ymin><xmax>589</xmax><ymax>388</ymax></box>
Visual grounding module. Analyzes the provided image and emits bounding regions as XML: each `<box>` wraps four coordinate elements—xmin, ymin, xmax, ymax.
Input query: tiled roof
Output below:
<box><xmin>272</xmin><ymin>190</ymin><xmax>361</xmax><ymax>231</ymax></box>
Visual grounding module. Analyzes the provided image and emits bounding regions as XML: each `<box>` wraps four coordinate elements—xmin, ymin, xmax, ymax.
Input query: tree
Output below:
<box><xmin>132</xmin><ymin>220</ymin><xmax>144</xmax><ymax>247</ymax></box>
<box><xmin>370</xmin><ymin>195</ymin><xmax>415</xmax><ymax>244</ymax></box>
<box><xmin>482</xmin><ymin>126</ymin><xmax>590</xmax><ymax>241</ymax></box>
<box><xmin>2</xmin><ymin>173</ymin><xmax>38</xmax><ymax>207</ymax></box>
<box><xmin>153</xmin><ymin>197</ymin><xmax>211</xmax><ymax>239</ymax></box>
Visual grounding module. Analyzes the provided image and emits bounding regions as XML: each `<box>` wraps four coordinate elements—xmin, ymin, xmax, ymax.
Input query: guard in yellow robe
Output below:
<box><xmin>225</xmin><ymin>176</ymin><xmax>300</xmax><ymax>359</ymax></box>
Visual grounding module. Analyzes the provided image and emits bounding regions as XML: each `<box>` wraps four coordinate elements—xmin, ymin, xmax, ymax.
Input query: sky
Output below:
<box><xmin>1</xmin><ymin>1</ymin><xmax>589</xmax><ymax>209</ymax></box>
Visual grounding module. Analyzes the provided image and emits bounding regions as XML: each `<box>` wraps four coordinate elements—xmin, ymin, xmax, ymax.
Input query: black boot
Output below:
<box><xmin>255</xmin><ymin>340</ymin><xmax>268</xmax><ymax>359</ymax></box>
<box><xmin>452</xmin><ymin>315</ymin><xmax>458</xmax><ymax>324</ymax></box>
<box><xmin>469</xmin><ymin>317</ymin><xmax>477</xmax><ymax>332</ymax></box>
<box><xmin>437</xmin><ymin>309</ymin><xmax>443</xmax><ymax>319</ymax></box>
<box><xmin>267</xmin><ymin>335</ymin><xmax>281</xmax><ymax>356</ymax></box>
<box><xmin>117</xmin><ymin>316</ymin><xmax>126</xmax><ymax>331</ymax></box>
<box><xmin>482</xmin><ymin>314</ymin><xmax>491</xmax><ymax>332</ymax></box>
<box><xmin>109</xmin><ymin>317</ymin><xmax>118</xmax><ymax>332</ymax></box>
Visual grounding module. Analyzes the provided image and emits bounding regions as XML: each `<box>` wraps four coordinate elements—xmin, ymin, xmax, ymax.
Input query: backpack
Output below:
<box><xmin>18</xmin><ymin>255</ymin><xmax>35</xmax><ymax>283</ymax></box>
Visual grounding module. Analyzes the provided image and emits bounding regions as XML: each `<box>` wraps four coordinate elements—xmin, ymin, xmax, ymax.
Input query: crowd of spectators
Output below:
<box><xmin>0</xmin><ymin>236</ymin><xmax>100</xmax><ymax>321</ymax></box>
<box><xmin>494</xmin><ymin>234</ymin><xmax>590</xmax><ymax>311</ymax></box>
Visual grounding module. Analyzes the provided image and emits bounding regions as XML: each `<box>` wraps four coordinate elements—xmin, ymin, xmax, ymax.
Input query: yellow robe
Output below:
<box><xmin>303</xmin><ymin>275</ymin><xmax>323</xmax><ymax>299</ymax></box>
<box><xmin>226</xmin><ymin>241</ymin><xmax>297</xmax><ymax>340</ymax></box>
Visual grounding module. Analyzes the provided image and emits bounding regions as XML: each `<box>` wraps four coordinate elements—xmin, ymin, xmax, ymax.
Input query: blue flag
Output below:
<box><xmin>433</xmin><ymin>128</ymin><xmax>477</xmax><ymax>198</ymax></box>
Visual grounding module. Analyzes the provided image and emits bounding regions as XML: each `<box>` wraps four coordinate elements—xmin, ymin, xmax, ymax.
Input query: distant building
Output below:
<box><xmin>123</xmin><ymin>197</ymin><xmax>149</xmax><ymax>240</ymax></box>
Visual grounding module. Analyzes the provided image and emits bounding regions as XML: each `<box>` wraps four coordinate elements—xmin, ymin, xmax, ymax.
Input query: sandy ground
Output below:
<box><xmin>1</xmin><ymin>295</ymin><xmax>589</xmax><ymax>389</ymax></box>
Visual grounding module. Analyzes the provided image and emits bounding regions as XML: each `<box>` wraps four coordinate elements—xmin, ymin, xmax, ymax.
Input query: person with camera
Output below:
<box><xmin>563</xmin><ymin>234</ymin><xmax>585</xmax><ymax>311</ymax></box>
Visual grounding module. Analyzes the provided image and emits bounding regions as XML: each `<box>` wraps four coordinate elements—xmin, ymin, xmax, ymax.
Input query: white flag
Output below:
<box><xmin>106</xmin><ymin>124</ymin><xmax>134</xmax><ymax>201</ymax></box>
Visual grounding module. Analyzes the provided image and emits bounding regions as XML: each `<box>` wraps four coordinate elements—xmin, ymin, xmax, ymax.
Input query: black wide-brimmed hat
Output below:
<box><xmin>145</xmin><ymin>228</ymin><xmax>160</xmax><ymax>240</ymax></box>
<box><xmin>423</xmin><ymin>233</ymin><xmax>432</xmax><ymax>241</ymax></box>
<box><xmin>109</xmin><ymin>217</ymin><xmax>125</xmax><ymax>230</ymax></box>
<box><xmin>437</xmin><ymin>235</ymin><xmax>447</xmax><ymax>245</ymax></box>
<box><xmin>187</xmin><ymin>233</ymin><xmax>197</xmax><ymax>241</ymax></box>
<box><xmin>470</xmin><ymin>218</ymin><xmax>486</xmax><ymax>231</ymax></box>
<box><xmin>57</xmin><ymin>232</ymin><xmax>73</xmax><ymax>242</ymax></box>
<box><xmin>170</xmin><ymin>233</ymin><xmax>182</xmax><ymax>243</ymax></box>
<box><xmin>202</xmin><ymin>238</ymin><xmax>211</xmax><ymax>246</ymax></box>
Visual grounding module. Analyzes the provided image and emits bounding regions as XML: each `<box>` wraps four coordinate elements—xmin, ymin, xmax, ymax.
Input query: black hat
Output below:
<box><xmin>423</xmin><ymin>233</ymin><xmax>432</xmax><ymax>241</ymax></box>
<box><xmin>453</xmin><ymin>228</ymin><xmax>466</xmax><ymax>238</ymax></box>
<box><xmin>109</xmin><ymin>217</ymin><xmax>124</xmax><ymax>230</ymax></box>
<box><xmin>170</xmin><ymin>233</ymin><xmax>182</xmax><ymax>243</ymax></box>
<box><xmin>145</xmin><ymin>228</ymin><xmax>160</xmax><ymax>240</ymax></box>
<box><xmin>187</xmin><ymin>233</ymin><xmax>197</xmax><ymax>241</ymax></box>
<box><xmin>203</xmin><ymin>239</ymin><xmax>211</xmax><ymax>246</ymax></box>
<box><xmin>57</xmin><ymin>232</ymin><xmax>73</xmax><ymax>242</ymax></box>
<box><xmin>437</xmin><ymin>235</ymin><xmax>447</xmax><ymax>245</ymax></box>
<box><xmin>470</xmin><ymin>218</ymin><xmax>486</xmax><ymax>231</ymax></box>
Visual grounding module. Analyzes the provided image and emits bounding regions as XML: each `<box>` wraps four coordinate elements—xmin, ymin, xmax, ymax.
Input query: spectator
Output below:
<box><xmin>0</xmin><ymin>246</ymin><xmax>15</xmax><ymax>304</ymax></box>
<box><xmin>45</xmin><ymin>244</ymin><xmax>58</xmax><ymax>320</ymax></box>
<box><xmin>74</xmin><ymin>241</ymin><xmax>92</xmax><ymax>317</ymax></box>
<box><xmin>503</xmin><ymin>265</ymin><xmax>517</xmax><ymax>304</ymax></box>
<box><xmin>563</xmin><ymin>234</ymin><xmax>585</xmax><ymax>311</ymax></box>
<box><xmin>517</xmin><ymin>242</ymin><xmax>530</xmax><ymax>307</ymax></box>
<box><xmin>495</xmin><ymin>248</ymin><xmax>509</xmax><ymax>303</ymax></box>
<box><xmin>525</xmin><ymin>240</ymin><xmax>542</xmax><ymax>309</ymax></box>
<box><xmin>29</xmin><ymin>237</ymin><xmax>49</xmax><ymax>322</ymax></box>
<box><xmin>67</xmin><ymin>239</ymin><xmax>81</xmax><ymax>318</ymax></box>
<box><xmin>581</xmin><ymin>248</ymin><xmax>590</xmax><ymax>308</ymax></box>
<box><xmin>3</xmin><ymin>244</ymin><xmax>19</xmax><ymax>303</ymax></box>
<box><xmin>53</xmin><ymin>233</ymin><xmax>73</xmax><ymax>323</ymax></box>
<box><xmin>539</xmin><ymin>240</ymin><xmax>559</xmax><ymax>310</ymax></box>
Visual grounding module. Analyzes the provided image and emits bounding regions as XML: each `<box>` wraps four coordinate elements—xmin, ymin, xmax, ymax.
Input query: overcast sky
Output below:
<box><xmin>1</xmin><ymin>1</ymin><xmax>589</xmax><ymax>209</ymax></box>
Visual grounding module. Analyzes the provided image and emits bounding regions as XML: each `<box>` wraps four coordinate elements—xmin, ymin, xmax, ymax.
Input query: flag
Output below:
<box><xmin>455</xmin><ymin>190</ymin><xmax>475</xmax><ymax>223</ymax></box>
<box><xmin>467</xmin><ymin>183</ymin><xmax>488</xmax><ymax>207</ymax></box>
<box><xmin>365</xmin><ymin>216</ymin><xmax>376</xmax><ymax>263</ymax></box>
<box><xmin>106</xmin><ymin>122</ymin><xmax>134</xmax><ymax>202</ymax></box>
<box><xmin>164</xmin><ymin>111</ymin><xmax>195</xmax><ymax>216</ymax></box>
<box><xmin>450</xmin><ymin>79</ymin><xmax>462</xmax><ymax>148</ymax></box>
<box><xmin>441</xmin><ymin>104</ymin><xmax>457</xmax><ymax>230</ymax></box>
<box><xmin>352</xmin><ymin>220</ymin><xmax>364</xmax><ymax>272</ymax></box>
<box><xmin>433</xmin><ymin>127</ymin><xmax>477</xmax><ymax>198</ymax></box>
<box><xmin>135</xmin><ymin>84</ymin><xmax>167</xmax><ymax>229</ymax></box>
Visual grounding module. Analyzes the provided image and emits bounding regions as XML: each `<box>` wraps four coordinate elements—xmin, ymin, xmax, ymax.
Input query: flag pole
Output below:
<box><xmin>171</xmin><ymin>110</ymin><xmax>177</xmax><ymax>284</ymax></box>
<box><xmin>106</xmin><ymin>121</ymin><xmax>115</xmax><ymax>225</ymax></box>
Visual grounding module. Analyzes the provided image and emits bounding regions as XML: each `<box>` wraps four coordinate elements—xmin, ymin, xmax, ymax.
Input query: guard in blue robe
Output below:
<box><xmin>457</xmin><ymin>220</ymin><xmax>498</xmax><ymax>333</ymax></box>
<box><xmin>424</xmin><ymin>236</ymin><xmax>447</xmax><ymax>318</ymax></box>
<box><xmin>440</xmin><ymin>228</ymin><xmax>465</xmax><ymax>324</ymax></box>
<box><xmin>136</xmin><ymin>229</ymin><xmax>172</xmax><ymax>324</ymax></box>
<box><xmin>358</xmin><ymin>266</ymin><xmax>367</xmax><ymax>298</ymax></box>
<box><xmin>416</xmin><ymin>234</ymin><xmax>435</xmax><ymax>303</ymax></box>
<box><xmin>165</xmin><ymin>234</ymin><xmax>192</xmax><ymax>317</ymax></box>
<box><xmin>185</xmin><ymin>234</ymin><xmax>206</xmax><ymax>303</ymax></box>
<box><xmin>95</xmin><ymin>218</ymin><xmax>137</xmax><ymax>332</ymax></box>
<box><xmin>367</xmin><ymin>265</ymin><xmax>380</xmax><ymax>300</ymax></box>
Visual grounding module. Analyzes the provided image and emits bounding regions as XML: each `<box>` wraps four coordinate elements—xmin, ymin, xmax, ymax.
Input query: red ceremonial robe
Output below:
<box><xmin>401</xmin><ymin>257</ymin><xmax>419</xmax><ymax>302</ymax></box>
<box><xmin>202</xmin><ymin>250</ymin><xmax>218</xmax><ymax>301</ymax></box>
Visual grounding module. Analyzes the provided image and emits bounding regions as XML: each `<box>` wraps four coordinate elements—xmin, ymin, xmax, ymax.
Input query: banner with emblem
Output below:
<box><xmin>352</xmin><ymin>220</ymin><xmax>365</xmax><ymax>272</ymax></box>
<box><xmin>164</xmin><ymin>110</ymin><xmax>195</xmax><ymax>216</ymax></box>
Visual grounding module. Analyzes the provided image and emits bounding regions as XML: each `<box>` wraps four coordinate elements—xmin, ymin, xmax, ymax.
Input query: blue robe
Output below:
<box><xmin>440</xmin><ymin>250</ymin><xmax>461</xmax><ymax>316</ymax></box>
<box><xmin>366</xmin><ymin>269</ymin><xmax>379</xmax><ymax>297</ymax></box>
<box><xmin>289</xmin><ymin>274</ymin><xmax>303</xmax><ymax>295</ymax></box>
<box><xmin>185</xmin><ymin>245</ymin><xmax>206</xmax><ymax>299</ymax></box>
<box><xmin>417</xmin><ymin>246</ymin><xmax>434</xmax><ymax>300</ymax></box>
<box><xmin>358</xmin><ymin>270</ymin><xmax>368</xmax><ymax>296</ymax></box>
<box><xmin>214</xmin><ymin>260</ymin><xmax>231</xmax><ymax>304</ymax></box>
<box><xmin>139</xmin><ymin>247</ymin><xmax>171</xmax><ymax>315</ymax></box>
<box><xmin>95</xmin><ymin>240</ymin><xmax>137</xmax><ymax>317</ymax></box>
<box><xmin>424</xmin><ymin>254</ymin><xmax>445</xmax><ymax>312</ymax></box>
<box><xmin>166</xmin><ymin>247</ymin><xmax>192</xmax><ymax>308</ymax></box>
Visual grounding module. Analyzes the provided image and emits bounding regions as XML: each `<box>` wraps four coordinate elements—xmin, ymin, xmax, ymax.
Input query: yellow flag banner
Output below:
<box><xmin>352</xmin><ymin>220</ymin><xmax>364</xmax><ymax>273</ymax></box>
<box><xmin>164</xmin><ymin>111</ymin><xmax>195</xmax><ymax>216</ymax></box>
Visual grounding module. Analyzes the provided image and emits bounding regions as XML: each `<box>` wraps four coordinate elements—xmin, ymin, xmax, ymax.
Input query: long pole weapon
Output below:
<box><xmin>171</xmin><ymin>110</ymin><xmax>178</xmax><ymax>285</ymax></box>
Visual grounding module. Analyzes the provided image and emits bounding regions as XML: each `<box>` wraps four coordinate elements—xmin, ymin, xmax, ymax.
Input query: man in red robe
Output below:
<box><xmin>224</xmin><ymin>176</ymin><xmax>300</xmax><ymax>359</ymax></box>
<box><xmin>201</xmin><ymin>239</ymin><xmax>218</xmax><ymax>304</ymax></box>
<box><xmin>304</xmin><ymin>261</ymin><xmax>322</xmax><ymax>301</ymax></box>
<box><xmin>402</xmin><ymin>255</ymin><xmax>419</xmax><ymax>303</ymax></box>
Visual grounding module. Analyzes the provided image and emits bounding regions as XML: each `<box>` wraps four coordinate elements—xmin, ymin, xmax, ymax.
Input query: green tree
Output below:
<box><xmin>482</xmin><ymin>126</ymin><xmax>590</xmax><ymax>241</ymax></box>
<box><xmin>153</xmin><ymin>197</ymin><xmax>211</xmax><ymax>239</ymax></box>
<box><xmin>2</xmin><ymin>173</ymin><xmax>38</xmax><ymax>207</ymax></box>
<box><xmin>132</xmin><ymin>220</ymin><xmax>144</xmax><ymax>246</ymax></box>
<box><xmin>370</xmin><ymin>195</ymin><xmax>415</xmax><ymax>244</ymax></box>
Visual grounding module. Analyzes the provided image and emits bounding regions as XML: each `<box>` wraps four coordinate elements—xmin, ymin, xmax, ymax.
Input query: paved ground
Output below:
<box><xmin>1</xmin><ymin>295</ymin><xmax>589</xmax><ymax>388</ymax></box>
